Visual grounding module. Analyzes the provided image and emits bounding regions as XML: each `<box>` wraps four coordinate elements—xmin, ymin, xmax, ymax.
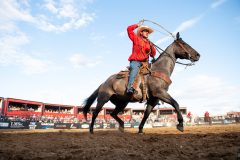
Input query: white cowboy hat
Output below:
<box><xmin>137</xmin><ymin>25</ymin><xmax>154</xmax><ymax>36</ymax></box>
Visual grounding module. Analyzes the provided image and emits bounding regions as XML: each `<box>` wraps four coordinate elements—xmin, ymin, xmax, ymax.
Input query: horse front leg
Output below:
<box><xmin>172</xmin><ymin>99</ymin><xmax>184</xmax><ymax>132</ymax></box>
<box><xmin>138</xmin><ymin>98</ymin><xmax>159</xmax><ymax>134</ymax></box>
<box><xmin>154</xmin><ymin>90</ymin><xmax>184</xmax><ymax>132</ymax></box>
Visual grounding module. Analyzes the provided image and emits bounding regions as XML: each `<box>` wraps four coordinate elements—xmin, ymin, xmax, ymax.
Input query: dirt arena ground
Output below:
<box><xmin>0</xmin><ymin>124</ymin><xmax>239</xmax><ymax>160</ymax></box>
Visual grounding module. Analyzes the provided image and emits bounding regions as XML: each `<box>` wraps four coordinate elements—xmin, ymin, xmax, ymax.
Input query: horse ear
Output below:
<box><xmin>176</xmin><ymin>32</ymin><xmax>180</xmax><ymax>40</ymax></box>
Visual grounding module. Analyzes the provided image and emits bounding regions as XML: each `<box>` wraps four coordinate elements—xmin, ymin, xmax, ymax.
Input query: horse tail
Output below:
<box><xmin>82</xmin><ymin>86</ymin><xmax>100</xmax><ymax>120</ymax></box>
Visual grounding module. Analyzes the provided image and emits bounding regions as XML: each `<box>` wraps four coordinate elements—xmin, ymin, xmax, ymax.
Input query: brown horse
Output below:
<box><xmin>83</xmin><ymin>32</ymin><xmax>200</xmax><ymax>134</ymax></box>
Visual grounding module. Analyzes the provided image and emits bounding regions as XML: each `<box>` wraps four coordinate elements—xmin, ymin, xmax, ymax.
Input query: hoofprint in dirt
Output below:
<box><xmin>0</xmin><ymin>124</ymin><xmax>239</xmax><ymax>160</ymax></box>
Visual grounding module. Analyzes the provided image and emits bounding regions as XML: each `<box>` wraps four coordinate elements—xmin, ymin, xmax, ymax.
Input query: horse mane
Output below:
<box><xmin>153</xmin><ymin>42</ymin><xmax>174</xmax><ymax>64</ymax></box>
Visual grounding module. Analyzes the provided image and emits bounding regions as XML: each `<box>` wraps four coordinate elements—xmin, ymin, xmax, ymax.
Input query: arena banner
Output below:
<box><xmin>94</xmin><ymin>123</ymin><xmax>103</xmax><ymax>129</ymax></box>
<box><xmin>144</xmin><ymin>123</ymin><xmax>153</xmax><ymax>128</ymax></box>
<box><xmin>223</xmin><ymin>119</ymin><xmax>235</xmax><ymax>124</ymax></box>
<box><xmin>80</xmin><ymin>122</ymin><xmax>90</xmax><ymax>129</ymax></box>
<box><xmin>124</xmin><ymin>123</ymin><xmax>132</xmax><ymax>128</ymax></box>
<box><xmin>197</xmin><ymin>121</ymin><xmax>208</xmax><ymax>125</ymax></box>
<box><xmin>29</xmin><ymin>122</ymin><xmax>37</xmax><ymax>129</ymax></box>
<box><xmin>79</xmin><ymin>122</ymin><xmax>103</xmax><ymax>129</ymax></box>
<box><xmin>69</xmin><ymin>123</ymin><xmax>81</xmax><ymax>129</ymax></box>
<box><xmin>36</xmin><ymin>122</ymin><xmax>54</xmax><ymax>129</ymax></box>
<box><xmin>133</xmin><ymin>122</ymin><xmax>140</xmax><ymax>128</ymax></box>
<box><xmin>102</xmin><ymin>123</ymin><xmax>116</xmax><ymax>128</ymax></box>
<box><xmin>102</xmin><ymin>123</ymin><xmax>109</xmax><ymax>128</ymax></box>
<box><xmin>0</xmin><ymin>121</ymin><xmax>10</xmax><ymax>129</ymax></box>
<box><xmin>9</xmin><ymin>121</ymin><xmax>29</xmax><ymax>129</ymax></box>
<box><xmin>54</xmin><ymin>123</ymin><xmax>81</xmax><ymax>129</ymax></box>
<box><xmin>54</xmin><ymin>123</ymin><xmax>69</xmax><ymax>129</ymax></box>
<box><xmin>152</xmin><ymin>122</ymin><xmax>164</xmax><ymax>128</ymax></box>
<box><xmin>211</xmin><ymin>120</ymin><xmax>223</xmax><ymax>124</ymax></box>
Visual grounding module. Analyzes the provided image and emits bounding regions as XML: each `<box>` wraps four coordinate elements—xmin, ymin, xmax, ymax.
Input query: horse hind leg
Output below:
<box><xmin>90</xmin><ymin>98</ymin><xmax>109</xmax><ymax>134</ymax></box>
<box><xmin>138</xmin><ymin>104</ymin><xmax>154</xmax><ymax>134</ymax></box>
<box><xmin>138</xmin><ymin>98</ymin><xmax>159</xmax><ymax>134</ymax></box>
<box><xmin>110</xmin><ymin>101</ymin><xmax>128</xmax><ymax>132</ymax></box>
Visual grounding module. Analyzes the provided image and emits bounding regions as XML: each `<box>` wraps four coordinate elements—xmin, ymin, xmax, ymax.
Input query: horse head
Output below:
<box><xmin>174</xmin><ymin>32</ymin><xmax>200</xmax><ymax>62</ymax></box>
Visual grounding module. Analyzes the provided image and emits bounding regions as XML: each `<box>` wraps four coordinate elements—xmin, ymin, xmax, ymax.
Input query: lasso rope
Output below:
<box><xmin>143</xmin><ymin>19</ymin><xmax>176</xmax><ymax>39</ymax></box>
<box><xmin>143</xmin><ymin>19</ymin><xmax>195</xmax><ymax>68</ymax></box>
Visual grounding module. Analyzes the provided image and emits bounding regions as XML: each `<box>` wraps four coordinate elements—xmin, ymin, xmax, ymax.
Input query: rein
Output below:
<box><xmin>150</xmin><ymin>40</ymin><xmax>195</xmax><ymax>68</ymax></box>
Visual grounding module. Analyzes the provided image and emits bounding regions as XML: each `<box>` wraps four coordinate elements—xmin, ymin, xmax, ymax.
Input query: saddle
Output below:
<box><xmin>116</xmin><ymin>61</ymin><xmax>172</xmax><ymax>102</ymax></box>
<box><xmin>116</xmin><ymin>62</ymin><xmax>150</xmax><ymax>102</ymax></box>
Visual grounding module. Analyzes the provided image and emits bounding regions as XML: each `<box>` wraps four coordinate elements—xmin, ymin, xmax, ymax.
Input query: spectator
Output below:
<box><xmin>204</xmin><ymin>111</ymin><xmax>211</xmax><ymax>125</ymax></box>
<box><xmin>187</xmin><ymin>111</ymin><xmax>193</xmax><ymax>124</ymax></box>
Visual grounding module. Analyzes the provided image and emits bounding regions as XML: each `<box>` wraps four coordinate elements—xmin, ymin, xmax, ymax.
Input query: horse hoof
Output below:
<box><xmin>177</xmin><ymin>124</ymin><xmax>184</xmax><ymax>132</ymax></box>
<box><xmin>90</xmin><ymin>129</ymin><xmax>94</xmax><ymax>134</ymax></box>
<box><xmin>119</xmin><ymin>127</ymin><xmax>124</xmax><ymax>133</ymax></box>
<box><xmin>138</xmin><ymin>130</ymin><xmax>144</xmax><ymax>134</ymax></box>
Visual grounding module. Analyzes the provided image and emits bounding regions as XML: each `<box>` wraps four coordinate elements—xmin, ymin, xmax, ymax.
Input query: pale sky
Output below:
<box><xmin>0</xmin><ymin>0</ymin><xmax>239</xmax><ymax>116</ymax></box>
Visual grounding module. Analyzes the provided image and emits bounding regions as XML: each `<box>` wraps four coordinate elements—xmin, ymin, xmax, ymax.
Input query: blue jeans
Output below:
<box><xmin>127</xmin><ymin>61</ymin><xmax>142</xmax><ymax>91</ymax></box>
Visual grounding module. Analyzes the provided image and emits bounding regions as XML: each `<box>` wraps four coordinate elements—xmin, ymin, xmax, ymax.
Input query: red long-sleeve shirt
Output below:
<box><xmin>127</xmin><ymin>24</ymin><xmax>156</xmax><ymax>61</ymax></box>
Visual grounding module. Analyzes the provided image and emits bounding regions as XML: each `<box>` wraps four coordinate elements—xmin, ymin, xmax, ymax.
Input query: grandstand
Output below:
<box><xmin>0</xmin><ymin>97</ymin><xmax>239</xmax><ymax>129</ymax></box>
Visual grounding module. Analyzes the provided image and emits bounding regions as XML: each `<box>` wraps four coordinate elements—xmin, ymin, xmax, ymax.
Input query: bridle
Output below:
<box><xmin>175</xmin><ymin>40</ymin><xmax>192</xmax><ymax>61</ymax></box>
<box><xmin>151</xmin><ymin>40</ymin><xmax>195</xmax><ymax>67</ymax></box>
<box><xmin>175</xmin><ymin>40</ymin><xmax>195</xmax><ymax>65</ymax></box>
